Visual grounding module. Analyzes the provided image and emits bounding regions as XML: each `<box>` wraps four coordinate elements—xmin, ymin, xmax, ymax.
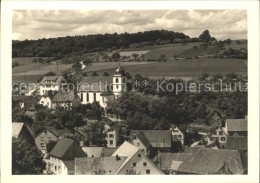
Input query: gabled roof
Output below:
<box><xmin>101</xmin><ymin>147</ymin><xmax>118</xmax><ymax>157</ymax></box>
<box><xmin>177</xmin><ymin>148</ymin><xmax>247</xmax><ymax>174</ymax></box>
<box><xmin>112</xmin><ymin>141</ymin><xmax>164</xmax><ymax>175</ymax></box>
<box><xmin>39</xmin><ymin>76</ymin><xmax>67</xmax><ymax>84</ymax></box>
<box><xmin>155</xmin><ymin>153</ymin><xmax>193</xmax><ymax>170</ymax></box>
<box><xmin>12</xmin><ymin>122</ymin><xmax>35</xmax><ymax>138</ymax></box>
<box><xmin>136</xmin><ymin>131</ymin><xmax>151</xmax><ymax>148</ymax></box>
<box><xmin>62</xmin><ymin>160</ymin><xmax>75</xmax><ymax>171</ymax></box>
<box><xmin>226</xmin><ymin>136</ymin><xmax>247</xmax><ymax>151</ymax></box>
<box><xmin>50</xmin><ymin>138</ymin><xmax>74</xmax><ymax>158</ymax></box>
<box><xmin>12</xmin><ymin>122</ymin><xmax>24</xmax><ymax>138</ymax></box>
<box><xmin>36</xmin><ymin>126</ymin><xmax>69</xmax><ymax>138</ymax></box>
<box><xmin>78</xmin><ymin>76</ymin><xmax>113</xmax><ymax>92</ymax></box>
<box><xmin>82</xmin><ymin>147</ymin><xmax>103</xmax><ymax>157</ymax></box>
<box><xmin>75</xmin><ymin>156</ymin><xmax>127</xmax><ymax>175</ymax></box>
<box><xmin>130</xmin><ymin>130</ymin><xmax>172</xmax><ymax>148</ymax></box>
<box><xmin>52</xmin><ymin>91</ymin><xmax>80</xmax><ymax>103</ymax></box>
<box><xmin>226</xmin><ymin>119</ymin><xmax>247</xmax><ymax>132</ymax></box>
<box><xmin>183</xmin><ymin>147</ymin><xmax>201</xmax><ymax>153</ymax></box>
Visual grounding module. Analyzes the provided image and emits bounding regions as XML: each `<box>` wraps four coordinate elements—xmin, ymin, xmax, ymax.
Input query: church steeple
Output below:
<box><xmin>113</xmin><ymin>63</ymin><xmax>126</xmax><ymax>98</ymax></box>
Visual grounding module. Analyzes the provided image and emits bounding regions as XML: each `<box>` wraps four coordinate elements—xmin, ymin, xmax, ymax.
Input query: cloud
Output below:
<box><xmin>12</xmin><ymin>10</ymin><xmax>247</xmax><ymax>40</ymax></box>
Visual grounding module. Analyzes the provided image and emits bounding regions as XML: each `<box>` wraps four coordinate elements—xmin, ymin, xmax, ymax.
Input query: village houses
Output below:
<box><xmin>35</xmin><ymin>126</ymin><xmax>70</xmax><ymax>154</ymax></box>
<box><xmin>39</xmin><ymin>75</ymin><xmax>68</xmax><ymax>96</ymax></box>
<box><xmin>75</xmin><ymin>141</ymin><xmax>164</xmax><ymax>175</ymax></box>
<box><xmin>47</xmin><ymin>138</ymin><xmax>87</xmax><ymax>175</ymax></box>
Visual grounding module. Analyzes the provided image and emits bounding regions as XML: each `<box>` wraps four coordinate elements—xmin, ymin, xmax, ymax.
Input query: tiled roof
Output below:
<box><xmin>82</xmin><ymin>147</ymin><xmax>103</xmax><ymax>157</ymax></box>
<box><xmin>155</xmin><ymin>153</ymin><xmax>192</xmax><ymax>170</ymax></box>
<box><xmin>101</xmin><ymin>147</ymin><xmax>118</xmax><ymax>157</ymax></box>
<box><xmin>62</xmin><ymin>160</ymin><xmax>75</xmax><ymax>171</ymax></box>
<box><xmin>50</xmin><ymin>138</ymin><xmax>74</xmax><ymax>159</ymax></box>
<box><xmin>52</xmin><ymin>91</ymin><xmax>80</xmax><ymax>103</ymax></box>
<box><xmin>39</xmin><ymin>76</ymin><xmax>67</xmax><ymax>84</ymax></box>
<box><xmin>78</xmin><ymin>76</ymin><xmax>113</xmax><ymax>92</ymax></box>
<box><xmin>12</xmin><ymin>122</ymin><xmax>24</xmax><ymax>138</ymax></box>
<box><xmin>226</xmin><ymin>119</ymin><xmax>247</xmax><ymax>132</ymax></box>
<box><xmin>183</xmin><ymin>147</ymin><xmax>202</xmax><ymax>153</ymax></box>
<box><xmin>12</xmin><ymin>122</ymin><xmax>35</xmax><ymax>139</ymax></box>
<box><xmin>177</xmin><ymin>148</ymin><xmax>246</xmax><ymax>174</ymax></box>
<box><xmin>130</xmin><ymin>130</ymin><xmax>172</xmax><ymax>148</ymax></box>
<box><xmin>226</xmin><ymin>136</ymin><xmax>247</xmax><ymax>151</ymax></box>
<box><xmin>75</xmin><ymin>156</ymin><xmax>127</xmax><ymax>175</ymax></box>
<box><xmin>136</xmin><ymin>131</ymin><xmax>151</xmax><ymax>148</ymax></box>
<box><xmin>36</xmin><ymin>126</ymin><xmax>69</xmax><ymax>138</ymax></box>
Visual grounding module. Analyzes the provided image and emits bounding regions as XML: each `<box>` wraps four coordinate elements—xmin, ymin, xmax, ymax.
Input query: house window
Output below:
<box><xmin>41</xmin><ymin>101</ymin><xmax>44</xmax><ymax>104</ymax></box>
<box><xmin>41</xmin><ymin>143</ymin><xmax>45</xmax><ymax>148</ymax></box>
<box><xmin>87</xmin><ymin>93</ymin><xmax>89</xmax><ymax>102</ymax></box>
<box><xmin>81</xmin><ymin>93</ymin><xmax>83</xmax><ymax>102</ymax></box>
<box><xmin>219</xmin><ymin>131</ymin><xmax>223</xmax><ymax>135</ymax></box>
<box><xmin>123</xmin><ymin>78</ymin><xmax>125</xmax><ymax>83</ymax></box>
<box><xmin>138</xmin><ymin>153</ymin><xmax>141</xmax><ymax>157</ymax></box>
<box><xmin>132</xmin><ymin>163</ymin><xmax>136</xmax><ymax>167</ymax></box>
<box><xmin>109</xmin><ymin>134</ymin><xmax>114</xmax><ymax>138</ymax></box>
<box><xmin>45</xmin><ymin>130</ymin><xmax>48</xmax><ymax>135</ymax></box>
<box><xmin>178</xmin><ymin>135</ymin><xmax>182</xmax><ymax>138</ymax></box>
<box><xmin>116</xmin><ymin>78</ymin><xmax>119</xmax><ymax>83</ymax></box>
<box><xmin>146</xmin><ymin>169</ymin><xmax>150</xmax><ymax>174</ymax></box>
<box><xmin>221</xmin><ymin>137</ymin><xmax>226</xmax><ymax>141</ymax></box>
<box><xmin>110</xmin><ymin>140</ymin><xmax>113</xmax><ymax>145</ymax></box>
<box><xmin>143</xmin><ymin>162</ymin><xmax>147</xmax><ymax>166</ymax></box>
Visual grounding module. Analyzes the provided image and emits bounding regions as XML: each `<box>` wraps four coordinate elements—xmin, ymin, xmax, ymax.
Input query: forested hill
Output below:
<box><xmin>12</xmin><ymin>30</ymin><xmax>196</xmax><ymax>58</ymax></box>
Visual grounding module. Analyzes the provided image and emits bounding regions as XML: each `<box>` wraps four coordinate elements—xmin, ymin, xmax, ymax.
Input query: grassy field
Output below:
<box><xmin>177</xmin><ymin>47</ymin><xmax>218</xmax><ymax>58</ymax></box>
<box><xmin>12</xmin><ymin>75</ymin><xmax>42</xmax><ymax>84</ymax></box>
<box><xmin>12</xmin><ymin>57</ymin><xmax>37</xmax><ymax>65</ymax></box>
<box><xmin>12</xmin><ymin>62</ymin><xmax>72</xmax><ymax>75</ymax></box>
<box><xmin>82</xmin><ymin>62</ymin><xmax>155</xmax><ymax>73</ymax></box>
<box><xmin>224</xmin><ymin>40</ymin><xmax>247</xmax><ymax>49</ymax></box>
<box><xmin>96</xmin><ymin>58</ymin><xmax>247</xmax><ymax>79</ymax></box>
<box><xmin>144</xmin><ymin>42</ymin><xmax>200</xmax><ymax>60</ymax></box>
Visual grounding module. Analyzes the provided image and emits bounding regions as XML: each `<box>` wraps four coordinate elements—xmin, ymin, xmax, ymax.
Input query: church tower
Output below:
<box><xmin>113</xmin><ymin>63</ymin><xmax>126</xmax><ymax>98</ymax></box>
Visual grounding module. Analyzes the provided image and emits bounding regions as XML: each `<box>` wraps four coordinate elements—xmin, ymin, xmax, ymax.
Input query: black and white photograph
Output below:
<box><xmin>1</xmin><ymin>0</ymin><xmax>259</xmax><ymax>182</ymax></box>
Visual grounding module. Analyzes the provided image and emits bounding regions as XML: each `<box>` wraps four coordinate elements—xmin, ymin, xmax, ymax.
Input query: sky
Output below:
<box><xmin>12</xmin><ymin>10</ymin><xmax>247</xmax><ymax>41</ymax></box>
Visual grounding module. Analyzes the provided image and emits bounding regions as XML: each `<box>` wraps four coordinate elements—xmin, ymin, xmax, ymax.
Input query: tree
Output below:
<box><xmin>199</xmin><ymin>30</ymin><xmax>212</xmax><ymax>43</ymax></box>
<box><xmin>92</xmin><ymin>71</ymin><xmax>99</xmax><ymax>77</ymax></box>
<box><xmin>159</xmin><ymin>54</ymin><xmax>167</xmax><ymax>62</ymax></box>
<box><xmin>102</xmin><ymin>72</ymin><xmax>109</xmax><ymax>76</ymax></box>
<box><xmin>225</xmin><ymin>39</ymin><xmax>232</xmax><ymax>45</ymax></box>
<box><xmin>12</xmin><ymin>137</ymin><xmax>46</xmax><ymax>174</ymax></box>
<box><xmin>199</xmin><ymin>73</ymin><xmax>210</xmax><ymax>81</ymax></box>
<box><xmin>112</xmin><ymin>52</ymin><xmax>121</xmax><ymax>61</ymax></box>
<box><xmin>132</xmin><ymin>53</ymin><xmax>139</xmax><ymax>60</ymax></box>
<box><xmin>82</xmin><ymin>58</ymin><xmax>92</xmax><ymax>65</ymax></box>
<box><xmin>35</xmin><ymin>110</ymin><xmax>46</xmax><ymax>121</ymax></box>
<box><xmin>72</xmin><ymin>113</ymin><xmax>85</xmax><ymax>127</ymax></box>
<box><xmin>46</xmin><ymin>140</ymin><xmax>57</xmax><ymax>153</ymax></box>
<box><xmin>72</xmin><ymin>62</ymin><xmax>82</xmax><ymax>72</ymax></box>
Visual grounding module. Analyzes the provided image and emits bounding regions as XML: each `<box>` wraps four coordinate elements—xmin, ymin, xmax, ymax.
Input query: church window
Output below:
<box><xmin>87</xmin><ymin>93</ymin><xmax>89</xmax><ymax>102</ymax></box>
<box><xmin>81</xmin><ymin>93</ymin><xmax>83</xmax><ymax>102</ymax></box>
<box><xmin>94</xmin><ymin>92</ymin><xmax>96</xmax><ymax>102</ymax></box>
<box><xmin>116</xmin><ymin>85</ymin><xmax>119</xmax><ymax>89</ymax></box>
<box><xmin>116</xmin><ymin>78</ymin><xmax>119</xmax><ymax>83</ymax></box>
<box><xmin>123</xmin><ymin>78</ymin><xmax>125</xmax><ymax>83</ymax></box>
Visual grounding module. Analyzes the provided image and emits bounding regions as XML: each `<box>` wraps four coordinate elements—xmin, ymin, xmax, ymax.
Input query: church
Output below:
<box><xmin>77</xmin><ymin>64</ymin><xmax>128</xmax><ymax>108</ymax></box>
